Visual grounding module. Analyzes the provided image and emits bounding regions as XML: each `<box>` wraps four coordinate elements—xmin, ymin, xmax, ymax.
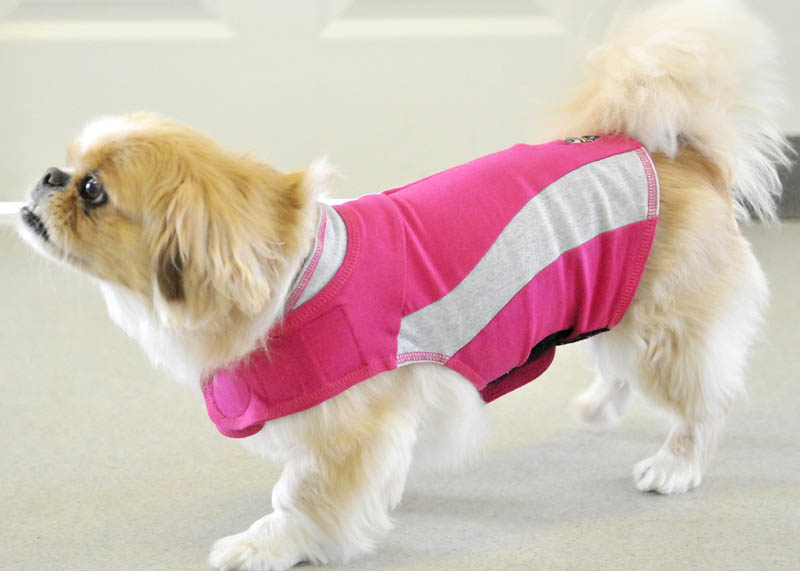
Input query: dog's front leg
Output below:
<box><xmin>209</xmin><ymin>374</ymin><xmax>421</xmax><ymax>571</ymax></box>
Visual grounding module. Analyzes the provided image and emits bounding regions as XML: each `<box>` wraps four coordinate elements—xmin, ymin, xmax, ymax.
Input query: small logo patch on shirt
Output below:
<box><xmin>564</xmin><ymin>135</ymin><xmax>600</xmax><ymax>144</ymax></box>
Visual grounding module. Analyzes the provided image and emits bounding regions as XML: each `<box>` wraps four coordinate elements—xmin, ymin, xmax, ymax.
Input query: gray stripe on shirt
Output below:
<box><xmin>396</xmin><ymin>149</ymin><xmax>652</xmax><ymax>359</ymax></box>
<box><xmin>293</xmin><ymin>203</ymin><xmax>348</xmax><ymax>309</ymax></box>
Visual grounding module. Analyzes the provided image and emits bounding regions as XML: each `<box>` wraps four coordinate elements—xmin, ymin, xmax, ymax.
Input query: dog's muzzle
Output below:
<box><xmin>20</xmin><ymin>167</ymin><xmax>72</xmax><ymax>242</ymax></box>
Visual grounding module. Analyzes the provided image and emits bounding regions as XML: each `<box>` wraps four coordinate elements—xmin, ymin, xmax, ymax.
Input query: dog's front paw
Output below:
<box><xmin>633</xmin><ymin>451</ymin><xmax>702</xmax><ymax>495</ymax></box>
<box><xmin>209</xmin><ymin>514</ymin><xmax>316</xmax><ymax>571</ymax></box>
<box><xmin>209</xmin><ymin>529</ymin><xmax>300</xmax><ymax>571</ymax></box>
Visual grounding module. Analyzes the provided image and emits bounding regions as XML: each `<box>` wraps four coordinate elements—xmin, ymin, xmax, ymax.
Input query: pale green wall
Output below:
<box><xmin>1</xmin><ymin>1</ymin><xmax>797</xmax><ymax>203</ymax></box>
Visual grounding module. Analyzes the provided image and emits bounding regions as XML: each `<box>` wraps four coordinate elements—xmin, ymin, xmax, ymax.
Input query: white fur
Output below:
<box><xmin>98</xmin><ymin>282</ymin><xmax>205</xmax><ymax>386</ymax></box>
<box><xmin>562</xmin><ymin>0</ymin><xmax>793</xmax><ymax>220</ymax></box>
<box><xmin>79</xmin><ymin>116</ymin><xmax>138</xmax><ymax>154</ymax></box>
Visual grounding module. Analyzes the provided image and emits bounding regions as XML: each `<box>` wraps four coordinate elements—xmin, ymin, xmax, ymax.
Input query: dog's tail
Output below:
<box><xmin>560</xmin><ymin>0</ymin><xmax>793</xmax><ymax>220</ymax></box>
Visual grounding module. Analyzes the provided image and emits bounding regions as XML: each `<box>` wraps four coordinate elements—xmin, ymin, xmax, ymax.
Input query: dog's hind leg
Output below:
<box><xmin>635</xmin><ymin>255</ymin><xmax>766</xmax><ymax>495</ymax></box>
<box><xmin>590</xmin><ymin>248</ymin><xmax>767</xmax><ymax>495</ymax></box>
<box><xmin>570</xmin><ymin>373</ymin><xmax>634</xmax><ymax>428</ymax></box>
<box><xmin>590</xmin><ymin>151</ymin><xmax>770</xmax><ymax>495</ymax></box>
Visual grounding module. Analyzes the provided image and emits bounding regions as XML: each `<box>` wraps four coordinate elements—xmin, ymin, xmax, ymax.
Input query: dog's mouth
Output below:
<box><xmin>20</xmin><ymin>205</ymin><xmax>50</xmax><ymax>242</ymax></box>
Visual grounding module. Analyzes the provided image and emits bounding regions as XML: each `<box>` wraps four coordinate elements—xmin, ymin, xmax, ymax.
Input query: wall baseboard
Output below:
<box><xmin>777</xmin><ymin>135</ymin><xmax>800</xmax><ymax>219</ymax></box>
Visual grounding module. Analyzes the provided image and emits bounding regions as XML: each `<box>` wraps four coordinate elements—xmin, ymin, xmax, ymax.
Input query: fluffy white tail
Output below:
<box><xmin>561</xmin><ymin>0</ymin><xmax>793</xmax><ymax>220</ymax></box>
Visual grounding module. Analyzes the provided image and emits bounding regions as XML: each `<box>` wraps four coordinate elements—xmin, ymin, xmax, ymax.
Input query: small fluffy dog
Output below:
<box><xmin>18</xmin><ymin>1</ymin><xmax>792</xmax><ymax>570</ymax></box>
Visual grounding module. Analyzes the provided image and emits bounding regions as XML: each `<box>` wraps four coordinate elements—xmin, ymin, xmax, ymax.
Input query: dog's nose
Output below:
<box><xmin>40</xmin><ymin>167</ymin><xmax>71</xmax><ymax>189</ymax></box>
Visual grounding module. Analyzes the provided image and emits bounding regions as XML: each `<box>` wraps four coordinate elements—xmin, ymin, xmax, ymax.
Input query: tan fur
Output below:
<box><xmin>628</xmin><ymin>149</ymin><xmax>752</xmax><ymax>419</ymax></box>
<box><xmin>35</xmin><ymin>115</ymin><xmax>319</xmax><ymax>364</ymax></box>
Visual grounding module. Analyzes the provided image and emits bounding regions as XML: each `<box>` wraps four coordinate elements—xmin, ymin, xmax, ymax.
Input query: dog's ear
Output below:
<box><xmin>155</xmin><ymin>238</ymin><xmax>184</xmax><ymax>302</ymax></box>
<box><xmin>150</xmin><ymin>174</ymin><xmax>282</xmax><ymax>327</ymax></box>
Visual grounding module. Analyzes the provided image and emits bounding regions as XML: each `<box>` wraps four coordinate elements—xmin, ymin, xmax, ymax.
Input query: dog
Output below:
<box><xmin>17</xmin><ymin>1</ymin><xmax>792</xmax><ymax>569</ymax></box>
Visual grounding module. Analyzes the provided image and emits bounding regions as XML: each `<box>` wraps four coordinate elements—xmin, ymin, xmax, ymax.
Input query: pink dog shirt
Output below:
<box><xmin>203</xmin><ymin>136</ymin><xmax>659</xmax><ymax>438</ymax></box>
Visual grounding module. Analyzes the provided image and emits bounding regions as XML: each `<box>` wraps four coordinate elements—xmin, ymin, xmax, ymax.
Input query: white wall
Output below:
<box><xmin>1</xmin><ymin>0</ymin><xmax>798</xmax><ymax>203</ymax></box>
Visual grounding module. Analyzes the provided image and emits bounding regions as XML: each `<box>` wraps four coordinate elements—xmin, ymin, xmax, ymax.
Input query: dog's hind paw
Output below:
<box><xmin>570</xmin><ymin>375</ymin><xmax>632</xmax><ymax>429</ymax></box>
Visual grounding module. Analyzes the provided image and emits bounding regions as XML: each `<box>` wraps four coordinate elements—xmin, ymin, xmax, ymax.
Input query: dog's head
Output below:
<box><xmin>19</xmin><ymin>114</ymin><xmax>315</xmax><ymax>329</ymax></box>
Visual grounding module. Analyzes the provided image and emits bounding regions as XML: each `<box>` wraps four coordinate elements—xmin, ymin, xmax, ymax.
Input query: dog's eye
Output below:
<box><xmin>79</xmin><ymin>174</ymin><xmax>107</xmax><ymax>207</ymax></box>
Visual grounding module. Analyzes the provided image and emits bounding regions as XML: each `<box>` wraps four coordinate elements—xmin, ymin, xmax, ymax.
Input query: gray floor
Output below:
<box><xmin>1</xmin><ymin>221</ymin><xmax>798</xmax><ymax>571</ymax></box>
